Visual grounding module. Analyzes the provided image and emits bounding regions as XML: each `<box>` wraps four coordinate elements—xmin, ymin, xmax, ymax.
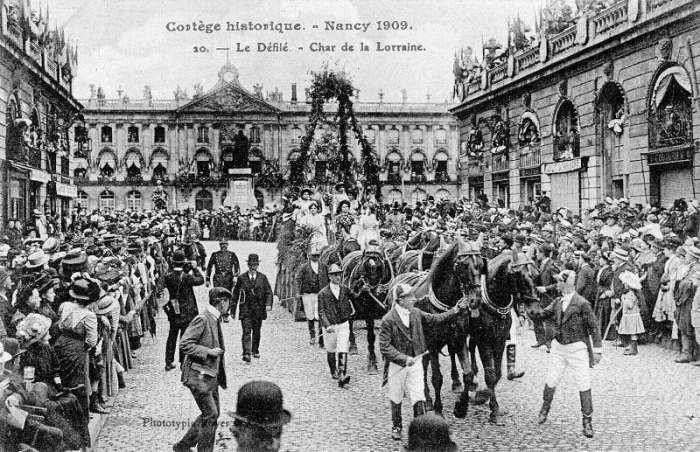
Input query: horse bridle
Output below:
<box><xmin>425</xmin><ymin>252</ymin><xmax>484</xmax><ymax>314</ymax></box>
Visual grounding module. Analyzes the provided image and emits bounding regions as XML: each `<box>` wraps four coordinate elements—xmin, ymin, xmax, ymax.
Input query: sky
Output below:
<box><xmin>43</xmin><ymin>0</ymin><xmax>543</xmax><ymax>103</ymax></box>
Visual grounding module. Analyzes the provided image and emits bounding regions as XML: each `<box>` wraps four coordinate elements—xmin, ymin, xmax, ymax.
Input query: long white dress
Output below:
<box><xmin>356</xmin><ymin>213</ymin><xmax>380</xmax><ymax>250</ymax></box>
<box><xmin>298</xmin><ymin>212</ymin><xmax>328</xmax><ymax>250</ymax></box>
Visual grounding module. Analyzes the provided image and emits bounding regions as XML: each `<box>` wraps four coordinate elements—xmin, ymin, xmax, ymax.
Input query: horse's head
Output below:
<box><xmin>454</xmin><ymin>233</ymin><xmax>486</xmax><ymax>313</ymax></box>
<box><xmin>341</xmin><ymin>238</ymin><xmax>361</xmax><ymax>257</ymax></box>
<box><xmin>422</xmin><ymin>229</ymin><xmax>439</xmax><ymax>247</ymax></box>
<box><xmin>507</xmin><ymin>250</ymin><xmax>543</xmax><ymax>318</ymax></box>
<box><xmin>362</xmin><ymin>247</ymin><xmax>387</xmax><ymax>286</ymax></box>
<box><xmin>424</xmin><ymin>235</ymin><xmax>442</xmax><ymax>253</ymax></box>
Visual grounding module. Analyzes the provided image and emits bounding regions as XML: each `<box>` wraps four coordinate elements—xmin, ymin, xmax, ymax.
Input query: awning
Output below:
<box><xmin>100</xmin><ymin>158</ymin><xmax>116</xmax><ymax>169</ymax></box>
<box><xmin>196</xmin><ymin>151</ymin><xmax>212</xmax><ymax>162</ymax></box>
<box><xmin>410</xmin><ymin>152</ymin><xmax>426</xmax><ymax>161</ymax></box>
<box><xmin>433</xmin><ymin>152</ymin><xmax>449</xmax><ymax>161</ymax></box>
<box><xmin>385</xmin><ymin>152</ymin><xmax>402</xmax><ymax>162</ymax></box>
<box><xmin>654</xmin><ymin>66</ymin><xmax>692</xmax><ymax>108</ymax></box>
<box><xmin>74</xmin><ymin>159</ymin><xmax>88</xmax><ymax>170</ymax></box>
<box><xmin>125</xmin><ymin>154</ymin><xmax>142</xmax><ymax>168</ymax></box>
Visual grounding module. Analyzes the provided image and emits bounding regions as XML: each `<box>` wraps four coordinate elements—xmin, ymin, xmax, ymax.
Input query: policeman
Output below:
<box><xmin>206</xmin><ymin>240</ymin><xmax>240</xmax><ymax>323</ymax></box>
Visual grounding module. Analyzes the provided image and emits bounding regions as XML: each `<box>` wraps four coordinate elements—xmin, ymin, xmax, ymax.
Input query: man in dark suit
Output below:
<box><xmin>295</xmin><ymin>247</ymin><xmax>328</xmax><ymax>346</ymax></box>
<box><xmin>318</xmin><ymin>264</ymin><xmax>355</xmax><ymax>388</ymax></box>
<box><xmin>163</xmin><ymin>250</ymin><xmax>205</xmax><ymax>372</ymax></box>
<box><xmin>536</xmin><ymin>270</ymin><xmax>602</xmax><ymax>438</ymax></box>
<box><xmin>534</xmin><ymin>243</ymin><xmax>558</xmax><ymax>351</ymax></box>
<box><xmin>379</xmin><ymin>284</ymin><xmax>467</xmax><ymax>441</ymax></box>
<box><xmin>231</xmin><ymin>254</ymin><xmax>273</xmax><ymax>363</ymax></box>
<box><xmin>174</xmin><ymin>287</ymin><xmax>231</xmax><ymax>452</ymax></box>
<box><xmin>206</xmin><ymin>240</ymin><xmax>240</xmax><ymax>323</ymax></box>
<box><xmin>575</xmin><ymin>251</ymin><xmax>596</xmax><ymax>305</ymax></box>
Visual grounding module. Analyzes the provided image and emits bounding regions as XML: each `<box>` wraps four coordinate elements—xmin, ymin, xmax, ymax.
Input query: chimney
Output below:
<box><xmin>291</xmin><ymin>83</ymin><xmax>297</xmax><ymax>104</ymax></box>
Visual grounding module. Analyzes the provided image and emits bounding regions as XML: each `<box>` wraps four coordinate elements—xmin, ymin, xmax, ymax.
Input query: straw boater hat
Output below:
<box><xmin>610</xmin><ymin>247</ymin><xmax>629</xmax><ymax>261</ymax></box>
<box><xmin>328</xmin><ymin>264</ymin><xmax>343</xmax><ymax>274</ymax></box>
<box><xmin>619</xmin><ymin>270</ymin><xmax>642</xmax><ymax>291</ymax></box>
<box><xmin>25</xmin><ymin>250</ymin><xmax>50</xmax><ymax>269</ymax></box>
<box><xmin>686</xmin><ymin>246</ymin><xmax>700</xmax><ymax>261</ymax></box>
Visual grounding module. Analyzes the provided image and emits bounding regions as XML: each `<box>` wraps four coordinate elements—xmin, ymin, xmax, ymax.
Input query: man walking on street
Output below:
<box><xmin>164</xmin><ymin>250</ymin><xmax>205</xmax><ymax>371</ymax></box>
<box><xmin>174</xmin><ymin>287</ymin><xmax>231</xmax><ymax>452</ymax></box>
<box><xmin>206</xmin><ymin>240</ymin><xmax>240</xmax><ymax>323</ymax></box>
<box><xmin>535</xmin><ymin>270</ymin><xmax>602</xmax><ymax>438</ymax></box>
<box><xmin>318</xmin><ymin>263</ymin><xmax>355</xmax><ymax>388</ymax></box>
<box><xmin>295</xmin><ymin>247</ymin><xmax>328</xmax><ymax>346</ymax></box>
<box><xmin>232</xmin><ymin>254</ymin><xmax>273</xmax><ymax>364</ymax></box>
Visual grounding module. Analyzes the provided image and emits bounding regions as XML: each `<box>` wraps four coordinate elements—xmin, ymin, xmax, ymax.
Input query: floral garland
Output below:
<box><xmin>151</xmin><ymin>184</ymin><xmax>168</xmax><ymax>211</ymax></box>
<box><xmin>292</xmin><ymin>67</ymin><xmax>382</xmax><ymax>203</ymax></box>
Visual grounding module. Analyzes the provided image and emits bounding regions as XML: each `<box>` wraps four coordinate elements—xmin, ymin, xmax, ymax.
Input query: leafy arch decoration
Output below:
<box><xmin>292</xmin><ymin>67</ymin><xmax>382</xmax><ymax>202</ymax></box>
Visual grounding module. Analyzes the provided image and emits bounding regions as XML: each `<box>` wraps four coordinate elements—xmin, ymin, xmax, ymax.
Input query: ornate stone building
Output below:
<box><xmin>452</xmin><ymin>0</ymin><xmax>700</xmax><ymax>213</ymax></box>
<box><xmin>75</xmin><ymin>63</ymin><xmax>459</xmax><ymax>212</ymax></box>
<box><xmin>1</xmin><ymin>1</ymin><xmax>81</xmax><ymax>225</ymax></box>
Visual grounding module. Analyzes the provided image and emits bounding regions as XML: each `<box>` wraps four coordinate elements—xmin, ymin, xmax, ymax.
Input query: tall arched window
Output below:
<box><xmin>410</xmin><ymin>150</ymin><xmax>427</xmax><ymax>183</ymax></box>
<box><xmin>649</xmin><ymin>65</ymin><xmax>693</xmax><ymax>150</ymax></box>
<box><xmin>411</xmin><ymin>188</ymin><xmax>428</xmax><ymax>206</ymax></box>
<box><xmin>124</xmin><ymin>149</ymin><xmax>143</xmax><ymax>179</ymax></box>
<box><xmin>250</xmin><ymin>126</ymin><xmax>260</xmax><ymax>144</ymax></box>
<box><xmin>101</xmin><ymin>125</ymin><xmax>112</xmax><ymax>143</ymax></box>
<box><xmin>99</xmin><ymin>190</ymin><xmax>115</xmax><ymax>213</ymax></box>
<box><xmin>126</xmin><ymin>190</ymin><xmax>142</xmax><ymax>211</ymax></box>
<box><xmin>151</xmin><ymin>148</ymin><xmax>169</xmax><ymax>181</ymax></box>
<box><xmin>5</xmin><ymin>95</ymin><xmax>23</xmax><ymax>162</ymax></box>
<box><xmin>387</xmin><ymin>189</ymin><xmax>403</xmax><ymax>204</ymax></box>
<box><xmin>198</xmin><ymin>125</ymin><xmax>209</xmax><ymax>143</ymax></box>
<box><xmin>553</xmin><ymin>99</ymin><xmax>580</xmax><ymax>161</ymax></box>
<box><xmin>98</xmin><ymin>149</ymin><xmax>117</xmax><ymax>178</ymax></box>
<box><xmin>127</xmin><ymin>125</ymin><xmax>139</xmax><ymax>143</ymax></box>
<box><xmin>196</xmin><ymin>149</ymin><xmax>212</xmax><ymax>177</ymax></box>
<box><xmin>386</xmin><ymin>150</ymin><xmax>403</xmax><ymax>184</ymax></box>
<box><xmin>195</xmin><ymin>190</ymin><xmax>213</xmax><ymax>211</ymax></box>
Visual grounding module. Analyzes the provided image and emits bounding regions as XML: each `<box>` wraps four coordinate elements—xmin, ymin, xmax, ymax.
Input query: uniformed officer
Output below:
<box><xmin>206</xmin><ymin>240</ymin><xmax>240</xmax><ymax>323</ymax></box>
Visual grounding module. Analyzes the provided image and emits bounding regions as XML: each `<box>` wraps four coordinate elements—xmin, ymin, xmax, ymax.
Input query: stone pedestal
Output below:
<box><xmin>224</xmin><ymin>168</ymin><xmax>255</xmax><ymax>209</ymax></box>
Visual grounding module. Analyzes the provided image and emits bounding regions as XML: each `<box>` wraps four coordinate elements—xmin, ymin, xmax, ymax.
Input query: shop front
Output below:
<box><xmin>543</xmin><ymin>157</ymin><xmax>583</xmax><ymax>212</ymax></box>
<box><xmin>492</xmin><ymin>171</ymin><xmax>510</xmax><ymax>207</ymax></box>
<box><xmin>647</xmin><ymin>147</ymin><xmax>694</xmax><ymax>208</ymax></box>
<box><xmin>520</xmin><ymin>166</ymin><xmax>541</xmax><ymax>206</ymax></box>
<box><xmin>468</xmin><ymin>175</ymin><xmax>484</xmax><ymax>202</ymax></box>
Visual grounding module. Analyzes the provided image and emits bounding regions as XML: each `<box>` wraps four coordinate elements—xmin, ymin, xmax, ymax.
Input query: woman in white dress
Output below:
<box><xmin>298</xmin><ymin>201</ymin><xmax>328</xmax><ymax>250</ymax></box>
<box><xmin>356</xmin><ymin>204</ymin><xmax>381</xmax><ymax>250</ymax></box>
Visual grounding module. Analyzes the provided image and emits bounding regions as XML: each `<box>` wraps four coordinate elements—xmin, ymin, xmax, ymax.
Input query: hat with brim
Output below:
<box><xmin>35</xmin><ymin>273</ymin><xmax>59</xmax><ymax>294</ymax></box>
<box><xmin>247</xmin><ymin>254</ymin><xmax>260</xmax><ymax>265</ymax></box>
<box><xmin>328</xmin><ymin>264</ymin><xmax>343</xmax><ymax>274</ymax></box>
<box><xmin>95</xmin><ymin>295</ymin><xmax>115</xmax><ymax>315</ymax></box>
<box><xmin>0</xmin><ymin>340</ymin><xmax>14</xmax><ymax>363</ymax></box>
<box><xmin>62</xmin><ymin>250</ymin><xmax>88</xmax><ymax>267</ymax></box>
<box><xmin>25</xmin><ymin>251</ymin><xmax>50</xmax><ymax>269</ymax></box>
<box><xmin>300</xmin><ymin>188</ymin><xmax>312</xmax><ymax>196</ymax></box>
<box><xmin>619</xmin><ymin>270</ymin><xmax>642</xmax><ymax>290</ymax></box>
<box><xmin>42</xmin><ymin>237</ymin><xmax>60</xmax><ymax>254</ymax></box>
<box><xmin>611</xmin><ymin>247</ymin><xmax>629</xmax><ymax>261</ymax></box>
<box><xmin>68</xmin><ymin>277</ymin><xmax>101</xmax><ymax>302</ymax></box>
<box><xmin>15</xmin><ymin>313</ymin><xmax>51</xmax><ymax>348</ymax></box>
<box><xmin>686</xmin><ymin>246</ymin><xmax>700</xmax><ymax>260</ymax></box>
<box><xmin>171</xmin><ymin>250</ymin><xmax>187</xmax><ymax>265</ymax></box>
<box><xmin>228</xmin><ymin>381</ymin><xmax>291</xmax><ymax>429</ymax></box>
<box><xmin>554</xmin><ymin>270</ymin><xmax>577</xmax><ymax>286</ymax></box>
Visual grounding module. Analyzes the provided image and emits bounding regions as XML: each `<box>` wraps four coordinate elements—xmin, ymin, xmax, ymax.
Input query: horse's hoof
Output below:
<box><xmin>451</xmin><ymin>382</ymin><xmax>464</xmax><ymax>394</ymax></box>
<box><xmin>349</xmin><ymin>345</ymin><xmax>359</xmax><ymax>355</ymax></box>
<box><xmin>367</xmin><ymin>363</ymin><xmax>378</xmax><ymax>375</ymax></box>
<box><xmin>473</xmin><ymin>390</ymin><xmax>490</xmax><ymax>405</ymax></box>
<box><xmin>453</xmin><ymin>405</ymin><xmax>468</xmax><ymax>419</ymax></box>
<box><xmin>489</xmin><ymin>414</ymin><xmax>505</xmax><ymax>426</ymax></box>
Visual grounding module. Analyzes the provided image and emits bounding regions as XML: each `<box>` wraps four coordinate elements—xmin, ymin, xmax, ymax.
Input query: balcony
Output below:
<box><xmin>28</xmin><ymin>147</ymin><xmax>42</xmax><ymax>169</ymax></box>
<box><xmin>435</xmin><ymin>172</ymin><xmax>451</xmax><ymax>183</ymax></box>
<box><xmin>519</xmin><ymin>146</ymin><xmax>541</xmax><ymax>168</ymax></box>
<box><xmin>492</xmin><ymin>153</ymin><xmax>509</xmax><ymax>172</ymax></box>
<box><xmin>410</xmin><ymin>174</ymin><xmax>427</xmax><ymax>183</ymax></box>
<box><xmin>387</xmin><ymin>173</ymin><xmax>402</xmax><ymax>184</ymax></box>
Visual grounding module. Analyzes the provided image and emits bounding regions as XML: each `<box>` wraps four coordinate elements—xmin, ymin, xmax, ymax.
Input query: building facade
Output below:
<box><xmin>1</xmin><ymin>1</ymin><xmax>81</xmax><ymax>226</ymax></box>
<box><xmin>452</xmin><ymin>0</ymin><xmax>700</xmax><ymax>214</ymax></box>
<box><xmin>76</xmin><ymin>64</ymin><xmax>459</xmax><ymax>213</ymax></box>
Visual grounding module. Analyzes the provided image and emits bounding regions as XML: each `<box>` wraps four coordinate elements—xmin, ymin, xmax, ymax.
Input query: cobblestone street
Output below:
<box><xmin>93</xmin><ymin>241</ymin><xmax>700</xmax><ymax>452</ymax></box>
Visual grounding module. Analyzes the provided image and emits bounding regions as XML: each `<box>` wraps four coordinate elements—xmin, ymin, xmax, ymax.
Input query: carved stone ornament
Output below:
<box><xmin>657</xmin><ymin>38</ymin><xmax>672</xmax><ymax>61</ymax></box>
<box><xmin>558</xmin><ymin>79</ymin><xmax>568</xmax><ymax>97</ymax></box>
<box><xmin>523</xmin><ymin>92</ymin><xmax>532</xmax><ymax>110</ymax></box>
<box><xmin>220</xmin><ymin>123</ymin><xmax>238</xmax><ymax>143</ymax></box>
<box><xmin>603</xmin><ymin>61</ymin><xmax>614</xmax><ymax>80</ymax></box>
<box><xmin>628</xmin><ymin>0</ymin><xmax>640</xmax><ymax>23</ymax></box>
<box><xmin>539</xmin><ymin>35</ymin><xmax>548</xmax><ymax>63</ymax></box>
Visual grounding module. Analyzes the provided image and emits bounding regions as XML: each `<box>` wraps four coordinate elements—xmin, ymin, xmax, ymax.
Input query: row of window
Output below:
<box><xmin>78</xmin><ymin>189</ymin><xmax>217</xmax><ymax>212</ymax></box>
<box><xmin>97</xmin><ymin>125</ymin><xmax>263</xmax><ymax>144</ymax></box>
<box><xmin>288</xmin><ymin>127</ymin><xmax>449</xmax><ymax>146</ymax></box>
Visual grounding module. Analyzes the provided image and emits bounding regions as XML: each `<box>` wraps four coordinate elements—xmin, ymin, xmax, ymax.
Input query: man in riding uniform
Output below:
<box><xmin>295</xmin><ymin>247</ymin><xmax>328</xmax><ymax>346</ymax></box>
<box><xmin>536</xmin><ymin>270</ymin><xmax>602</xmax><ymax>438</ymax></box>
<box><xmin>385</xmin><ymin>203</ymin><xmax>406</xmax><ymax>235</ymax></box>
<box><xmin>379</xmin><ymin>283</ymin><xmax>468</xmax><ymax>441</ymax></box>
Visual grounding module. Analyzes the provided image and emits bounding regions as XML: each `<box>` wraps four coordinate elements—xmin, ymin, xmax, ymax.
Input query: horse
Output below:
<box><xmin>396</xmin><ymin>235</ymin><xmax>442</xmax><ymax>275</ymax></box>
<box><xmin>340</xmin><ymin>245</ymin><xmax>394</xmax><ymax>374</ymax></box>
<box><xmin>319</xmin><ymin>238</ymin><xmax>361</xmax><ymax>268</ymax></box>
<box><xmin>463</xmin><ymin>250</ymin><xmax>543</xmax><ymax>425</ymax></box>
<box><xmin>386</xmin><ymin>234</ymin><xmax>486</xmax><ymax>417</ymax></box>
<box><xmin>388</xmin><ymin>229</ymin><xmax>439</xmax><ymax>272</ymax></box>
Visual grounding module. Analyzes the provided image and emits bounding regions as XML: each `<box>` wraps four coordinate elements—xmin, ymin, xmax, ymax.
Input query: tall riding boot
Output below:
<box><xmin>412</xmin><ymin>401</ymin><xmax>428</xmax><ymax>418</ymax></box>
<box><xmin>624</xmin><ymin>340</ymin><xmax>638</xmax><ymax>356</ymax></box>
<box><xmin>89</xmin><ymin>393</ymin><xmax>108</xmax><ymax>414</ymax></box>
<box><xmin>391</xmin><ymin>402</ymin><xmax>402</xmax><ymax>440</ymax></box>
<box><xmin>307</xmin><ymin>320</ymin><xmax>316</xmax><ymax>345</ymax></box>
<box><xmin>580</xmin><ymin>389</ymin><xmax>594</xmax><ymax>438</ymax></box>
<box><xmin>337</xmin><ymin>353</ymin><xmax>351</xmax><ymax>387</ymax></box>
<box><xmin>506</xmin><ymin>344</ymin><xmax>525</xmax><ymax>380</ymax></box>
<box><xmin>318</xmin><ymin>323</ymin><xmax>324</xmax><ymax>348</ymax></box>
<box><xmin>326</xmin><ymin>352</ymin><xmax>338</xmax><ymax>379</ymax></box>
<box><xmin>538</xmin><ymin>385</ymin><xmax>556</xmax><ymax>424</ymax></box>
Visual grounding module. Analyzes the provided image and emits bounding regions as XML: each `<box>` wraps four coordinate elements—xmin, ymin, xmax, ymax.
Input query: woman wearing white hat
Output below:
<box><xmin>615</xmin><ymin>271</ymin><xmax>645</xmax><ymax>355</ymax></box>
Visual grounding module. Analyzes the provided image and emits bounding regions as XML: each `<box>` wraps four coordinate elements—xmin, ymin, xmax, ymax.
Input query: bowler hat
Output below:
<box><xmin>171</xmin><ymin>250</ymin><xmax>187</xmax><ymax>265</ymax></box>
<box><xmin>34</xmin><ymin>272</ymin><xmax>59</xmax><ymax>294</ymax></box>
<box><xmin>406</xmin><ymin>413</ymin><xmax>457</xmax><ymax>452</ymax></box>
<box><xmin>247</xmin><ymin>254</ymin><xmax>260</xmax><ymax>265</ymax></box>
<box><xmin>230</xmin><ymin>381</ymin><xmax>291</xmax><ymax>428</ymax></box>
<box><xmin>68</xmin><ymin>277</ymin><xmax>101</xmax><ymax>303</ymax></box>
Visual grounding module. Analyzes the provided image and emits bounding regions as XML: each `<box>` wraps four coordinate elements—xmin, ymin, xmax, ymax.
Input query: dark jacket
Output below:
<box><xmin>231</xmin><ymin>271</ymin><xmax>273</xmax><ymax>320</ymax></box>
<box><xmin>611</xmin><ymin>262</ymin><xmax>635</xmax><ymax>299</ymax></box>
<box><xmin>295</xmin><ymin>261</ymin><xmax>329</xmax><ymax>295</ymax></box>
<box><xmin>164</xmin><ymin>267</ymin><xmax>205</xmax><ymax>326</ymax></box>
<box><xmin>541</xmin><ymin>292</ymin><xmax>603</xmax><ymax>367</ymax></box>
<box><xmin>537</xmin><ymin>258</ymin><xmax>559</xmax><ymax>307</ymax></box>
<box><xmin>379</xmin><ymin>306</ymin><xmax>458</xmax><ymax>387</ymax></box>
<box><xmin>206</xmin><ymin>250</ymin><xmax>240</xmax><ymax>290</ymax></box>
<box><xmin>575</xmin><ymin>263</ymin><xmax>596</xmax><ymax>305</ymax></box>
<box><xmin>180</xmin><ymin>308</ymin><xmax>227</xmax><ymax>393</ymax></box>
<box><xmin>318</xmin><ymin>284</ymin><xmax>354</xmax><ymax>328</ymax></box>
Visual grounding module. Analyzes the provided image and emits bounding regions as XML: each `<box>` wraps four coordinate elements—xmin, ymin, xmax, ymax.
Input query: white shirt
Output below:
<box><xmin>395</xmin><ymin>304</ymin><xmax>411</xmax><ymax>328</ymax></box>
<box><xmin>249</xmin><ymin>272</ymin><xmax>257</xmax><ymax>281</ymax></box>
<box><xmin>561</xmin><ymin>291</ymin><xmax>575</xmax><ymax>313</ymax></box>
<box><xmin>207</xmin><ymin>304</ymin><xmax>222</xmax><ymax>320</ymax></box>
<box><xmin>310</xmin><ymin>261</ymin><xmax>319</xmax><ymax>274</ymax></box>
<box><xmin>330</xmin><ymin>282</ymin><xmax>340</xmax><ymax>300</ymax></box>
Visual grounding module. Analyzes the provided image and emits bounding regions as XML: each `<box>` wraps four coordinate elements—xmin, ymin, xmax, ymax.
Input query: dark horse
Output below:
<box><xmin>319</xmin><ymin>238</ymin><xmax>361</xmax><ymax>268</ymax></box>
<box><xmin>396</xmin><ymin>235</ymin><xmax>442</xmax><ymax>274</ymax></box>
<box><xmin>464</xmin><ymin>250</ymin><xmax>543</xmax><ymax>425</ymax></box>
<box><xmin>341</xmin><ymin>245</ymin><xmax>394</xmax><ymax>373</ymax></box>
<box><xmin>387</xmin><ymin>234</ymin><xmax>485</xmax><ymax>416</ymax></box>
<box><xmin>388</xmin><ymin>229</ymin><xmax>439</xmax><ymax>273</ymax></box>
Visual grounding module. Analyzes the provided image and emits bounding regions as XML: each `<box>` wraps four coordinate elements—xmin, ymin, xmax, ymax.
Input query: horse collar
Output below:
<box><xmin>480</xmin><ymin>284</ymin><xmax>513</xmax><ymax>318</ymax></box>
<box><xmin>428</xmin><ymin>284</ymin><xmax>452</xmax><ymax>312</ymax></box>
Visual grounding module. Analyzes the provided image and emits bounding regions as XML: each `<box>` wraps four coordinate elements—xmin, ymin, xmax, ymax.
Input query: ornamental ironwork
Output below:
<box><xmin>649</xmin><ymin>103</ymin><xmax>693</xmax><ymax>150</ymax></box>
